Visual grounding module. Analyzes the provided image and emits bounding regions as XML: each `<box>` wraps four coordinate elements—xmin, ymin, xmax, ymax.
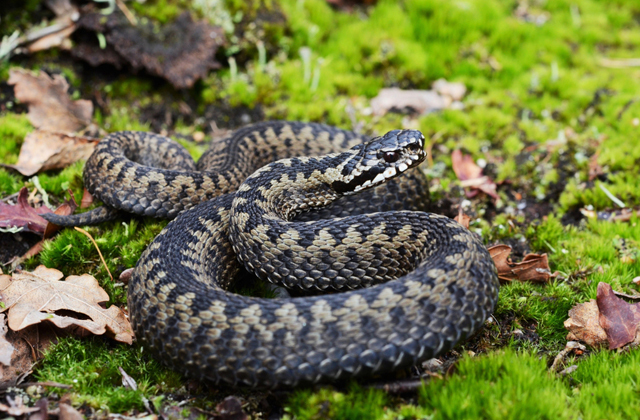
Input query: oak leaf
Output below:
<box><xmin>0</xmin><ymin>266</ymin><xmax>133</xmax><ymax>344</ymax></box>
<box><xmin>8</xmin><ymin>69</ymin><xmax>93</xmax><ymax>133</ymax></box>
<box><xmin>4</xmin><ymin>131</ymin><xmax>99</xmax><ymax>177</ymax></box>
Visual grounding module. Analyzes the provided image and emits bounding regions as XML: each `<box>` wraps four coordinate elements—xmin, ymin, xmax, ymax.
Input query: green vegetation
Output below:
<box><xmin>1</xmin><ymin>0</ymin><xmax>640</xmax><ymax>417</ymax></box>
<box><xmin>35</xmin><ymin>336</ymin><xmax>182</xmax><ymax>413</ymax></box>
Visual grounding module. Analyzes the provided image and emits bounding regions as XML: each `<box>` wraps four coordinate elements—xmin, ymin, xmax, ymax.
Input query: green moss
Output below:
<box><xmin>129</xmin><ymin>0</ymin><xmax>190</xmax><ymax>23</ymax></box>
<box><xmin>35</xmin><ymin>336</ymin><xmax>181</xmax><ymax>413</ymax></box>
<box><xmin>0</xmin><ymin>113</ymin><xmax>32</xmax><ymax>163</ymax></box>
<box><xmin>420</xmin><ymin>351</ymin><xmax>570</xmax><ymax>419</ymax></box>
<box><xmin>284</xmin><ymin>385</ymin><xmax>389</xmax><ymax>420</ymax></box>
<box><xmin>37</xmin><ymin>219</ymin><xmax>168</xmax><ymax>305</ymax></box>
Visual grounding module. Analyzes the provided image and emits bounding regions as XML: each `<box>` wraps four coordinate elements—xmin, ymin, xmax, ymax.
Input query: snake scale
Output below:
<box><xmin>42</xmin><ymin>121</ymin><xmax>499</xmax><ymax>388</ymax></box>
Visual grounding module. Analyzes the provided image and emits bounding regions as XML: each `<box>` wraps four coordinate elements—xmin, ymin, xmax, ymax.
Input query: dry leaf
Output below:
<box><xmin>565</xmin><ymin>282</ymin><xmax>640</xmax><ymax>349</ymax></box>
<box><xmin>453</xmin><ymin>207</ymin><xmax>471</xmax><ymax>229</ymax></box>
<box><xmin>59</xmin><ymin>403</ymin><xmax>83</xmax><ymax>420</ymax></box>
<box><xmin>28</xmin><ymin>398</ymin><xmax>48</xmax><ymax>420</ymax></box>
<box><xmin>0</xmin><ymin>324</ymin><xmax>58</xmax><ymax>386</ymax></box>
<box><xmin>432</xmin><ymin>78</ymin><xmax>467</xmax><ymax>101</ymax></box>
<box><xmin>370</xmin><ymin>88</ymin><xmax>448</xmax><ymax>116</ymax></box>
<box><xmin>451</xmin><ymin>150</ymin><xmax>499</xmax><ymax>201</ymax></box>
<box><xmin>119</xmin><ymin>366</ymin><xmax>137</xmax><ymax>390</ymax></box>
<box><xmin>488</xmin><ymin>244</ymin><xmax>557</xmax><ymax>282</ymax></box>
<box><xmin>0</xmin><ymin>187</ymin><xmax>77</xmax><ymax>237</ymax></box>
<box><xmin>597</xmin><ymin>282</ymin><xmax>640</xmax><ymax>349</ymax></box>
<box><xmin>0</xmin><ymin>188</ymin><xmax>52</xmax><ymax>235</ymax></box>
<box><xmin>0</xmin><ymin>265</ymin><xmax>133</xmax><ymax>344</ymax></box>
<box><xmin>80</xmin><ymin>188</ymin><xmax>94</xmax><ymax>209</ymax></box>
<box><xmin>564</xmin><ymin>299</ymin><xmax>609</xmax><ymax>347</ymax></box>
<box><xmin>4</xmin><ymin>130</ymin><xmax>99</xmax><ymax>176</ymax></box>
<box><xmin>8</xmin><ymin>69</ymin><xmax>93</xmax><ymax>133</ymax></box>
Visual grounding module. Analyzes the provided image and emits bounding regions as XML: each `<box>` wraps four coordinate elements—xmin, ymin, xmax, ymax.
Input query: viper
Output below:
<box><xmin>43</xmin><ymin>121</ymin><xmax>499</xmax><ymax>388</ymax></box>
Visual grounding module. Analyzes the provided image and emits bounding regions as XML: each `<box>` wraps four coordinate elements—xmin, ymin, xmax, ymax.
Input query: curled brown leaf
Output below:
<box><xmin>451</xmin><ymin>150</ymin><xmax>499</xmax><ymax>201</ymax></box>
<box><xmin>488</xmin><ymin>244</ymin><xmax>557</xmax><ymax>283</ymax></box>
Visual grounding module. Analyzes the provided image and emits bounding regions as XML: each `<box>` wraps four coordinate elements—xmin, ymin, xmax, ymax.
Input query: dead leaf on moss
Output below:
<box><xmin>4</xmin><ymin>131</ymin><xmax>99</xmax><ymax>176</ymax></box>
<box><xmin>488</xmin><ymin>244</ymin><xmax>557</xmax><ymax>282</ymax></box>
<box><xmin>564</xmin><ymin>299</ymin><xmax>609</xmax><ymax>347</ymax></box>
<box><xmin>0</xmin><ymin>265</ymin><xmax>133</xmax><ymax>344</ymax></box>
<box><xmin>59</xmin><ymin>402</ymin><xmax>83</xmax><ymax>420</ymax></box>
<box><xmin>597</xmin><ymin>282</ymin><xmax>640</xmax><ymax>349</ymax></box>
<box><xmin>451</xmin><ymin>150</ymin><xmax>499</xmax><ymax>201</ymax></box>
<box><xmin>453</xmin><ymin>207</ymin><xmax>471</xmax><ymax>229</ymax></box>
<box><xmin>0</xmin><ymin>187</ymin><xmax>77</xmax><ymax>237</ymax></box>
<box><xmin>565</xmin><ymin>282</ymin><xmax>640</xmax><ymax>349</ymax></box>
<box><xmin>8</xmin><ymin>69</ymin><xmax>93</xmax><ymax>133</ymax></box>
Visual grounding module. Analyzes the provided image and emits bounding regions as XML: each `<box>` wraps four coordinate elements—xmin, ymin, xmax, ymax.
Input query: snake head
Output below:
<box><xmin>332</xmin><ymin>129</ymin><xmax>426</xmax><ymax>195</ymax></box>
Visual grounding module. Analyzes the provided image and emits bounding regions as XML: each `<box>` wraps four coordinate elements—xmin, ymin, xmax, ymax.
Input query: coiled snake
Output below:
<box><xmin>43</xmin><ymin>121</ymin><xmax>499</xmax><ymax>388</ymax></box>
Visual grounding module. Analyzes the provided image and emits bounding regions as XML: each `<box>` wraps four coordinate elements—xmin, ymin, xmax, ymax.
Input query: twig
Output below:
<box><xmin>369</xmin><ymin>379</ymin><xmax>425</xmax><ymax>394</ymax></box>
<box><xmin>74</xmin><ymin>227</ymin><xmax>113</xmax><ymax>281</ymax></box>
<box><xmin>116</xmin><ymin>0</ymin><xmax>138</xmax><ymax>26</ymax></box>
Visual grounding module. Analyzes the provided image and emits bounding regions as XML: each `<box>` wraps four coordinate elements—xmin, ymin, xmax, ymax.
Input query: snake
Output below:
<box><xmin>42</xmin><ymin>121</ymin><xmax>499</xmax><ymax>388</ymax></box>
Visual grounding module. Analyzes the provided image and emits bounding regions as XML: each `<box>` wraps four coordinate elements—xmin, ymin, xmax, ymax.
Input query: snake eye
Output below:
<box><xmin>383</xmin><ymin>151</ymin><xmax>400</xmax><ymax>163</ymax></box>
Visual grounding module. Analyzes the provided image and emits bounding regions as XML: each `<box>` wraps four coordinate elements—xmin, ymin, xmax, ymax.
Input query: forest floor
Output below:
<box><xmin>1</xmin><ymin>0</ymin><xmax>640</xmax><ymax>419</ymax></box>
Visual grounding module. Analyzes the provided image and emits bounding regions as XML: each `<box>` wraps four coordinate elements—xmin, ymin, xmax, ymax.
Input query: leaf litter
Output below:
<box><xmin>565</xmin><ymin>282</ymin><xmax>640</xmax><ymax>350</ymax></box>
<box><xmin>5</xmin><ymin>68</ymin><xmax>100</xmax><ymax>177</ymax></box>
<box><xmin>0</xmin><ymin>265</ymin><xmax>133</xmax><ymax>344</ymax></box>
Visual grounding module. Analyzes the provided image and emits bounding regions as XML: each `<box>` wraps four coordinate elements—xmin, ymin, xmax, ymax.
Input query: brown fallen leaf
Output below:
<box><xmin>8</xmin><ymin>69</ymin><xmax>93</xmax><ymax>133</ymax></box>
<box><xmin>80</xmin><ymin>188</ymin><xmax>94</xmax><ymax>209</ymax></box>
<box><xmin>453</xmin><ymin>207</ymin><xmax>471</xmax><ymax>229</ymax></box>
<box><xmin>0</xmin><ymin>324</ymin><xmax>59</xmax><ymax>387</ymax></box>
<box><xmin>0</xmin><ymin>187</ymin><xmax>77</xmax><ymax>237</ymax></box>
<box><xmin>564</xmin><ymin>299</ymin><xmax>609</xmax><ymax>348</ymax></box>
<box><xmin>59</xmin><ymin>402</ymin><xmax>83</xmax><ymax>420</ymax></box>
<box><xmin>0</xmin><ymin>188</ymin><xmax>53</xmax><ymax>235</ymax></box>
<box><xmin>565</xmin><ymin>282</ymin><xmax>640</xmax><ymax>350</ymax></box>
<box><xmin>3</xmin><ymin>131</ymin><xmax>99</xmax><ymax>177</ymax></box>
<box><xmin>597</xmin><ymin>282</ymin><xmax>640</xmax><ymax>349</ymax></box>
<box><xmin>451</xmin><ymin>150</ymin><xmax>499</xmax><ymax>201</ymax></box>
<box><xmin>0</xmin><ymin>265</ymin><xmax>133</xmax><ymax>344</ymax></box>
<box><xmin>370</xmin><ymin>88</ymin><xmax>448</xmax><ymax>116</ymax></box>
<box><xmin>27</xmin><ymin>397</ymin><xmax>48</xmax><ymax>420</ymax></box>
<box><xmin>488</xmin><ymin>244</ymin><xmax>557</xmax><ymax>282</ymax></box>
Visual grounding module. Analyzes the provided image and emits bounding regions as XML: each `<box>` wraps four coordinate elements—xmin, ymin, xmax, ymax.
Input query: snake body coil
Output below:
<box><xmin>43</xmin><ymin>121</ymin><xmax>499</xmax><ymax>388</ymax></box>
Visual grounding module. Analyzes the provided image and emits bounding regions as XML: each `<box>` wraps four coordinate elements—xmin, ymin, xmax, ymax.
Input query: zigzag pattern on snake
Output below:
<box><xmin>42</xmin><ymin>121</ymin><xmax>499</xmax><ymax>388</ymax></box>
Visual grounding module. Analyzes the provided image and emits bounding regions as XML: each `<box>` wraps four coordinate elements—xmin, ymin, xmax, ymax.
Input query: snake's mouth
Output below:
<box><xmin>351</xmin><ymin>154</ymin><xmax>421</xmax><ymax>192</ymax></box>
